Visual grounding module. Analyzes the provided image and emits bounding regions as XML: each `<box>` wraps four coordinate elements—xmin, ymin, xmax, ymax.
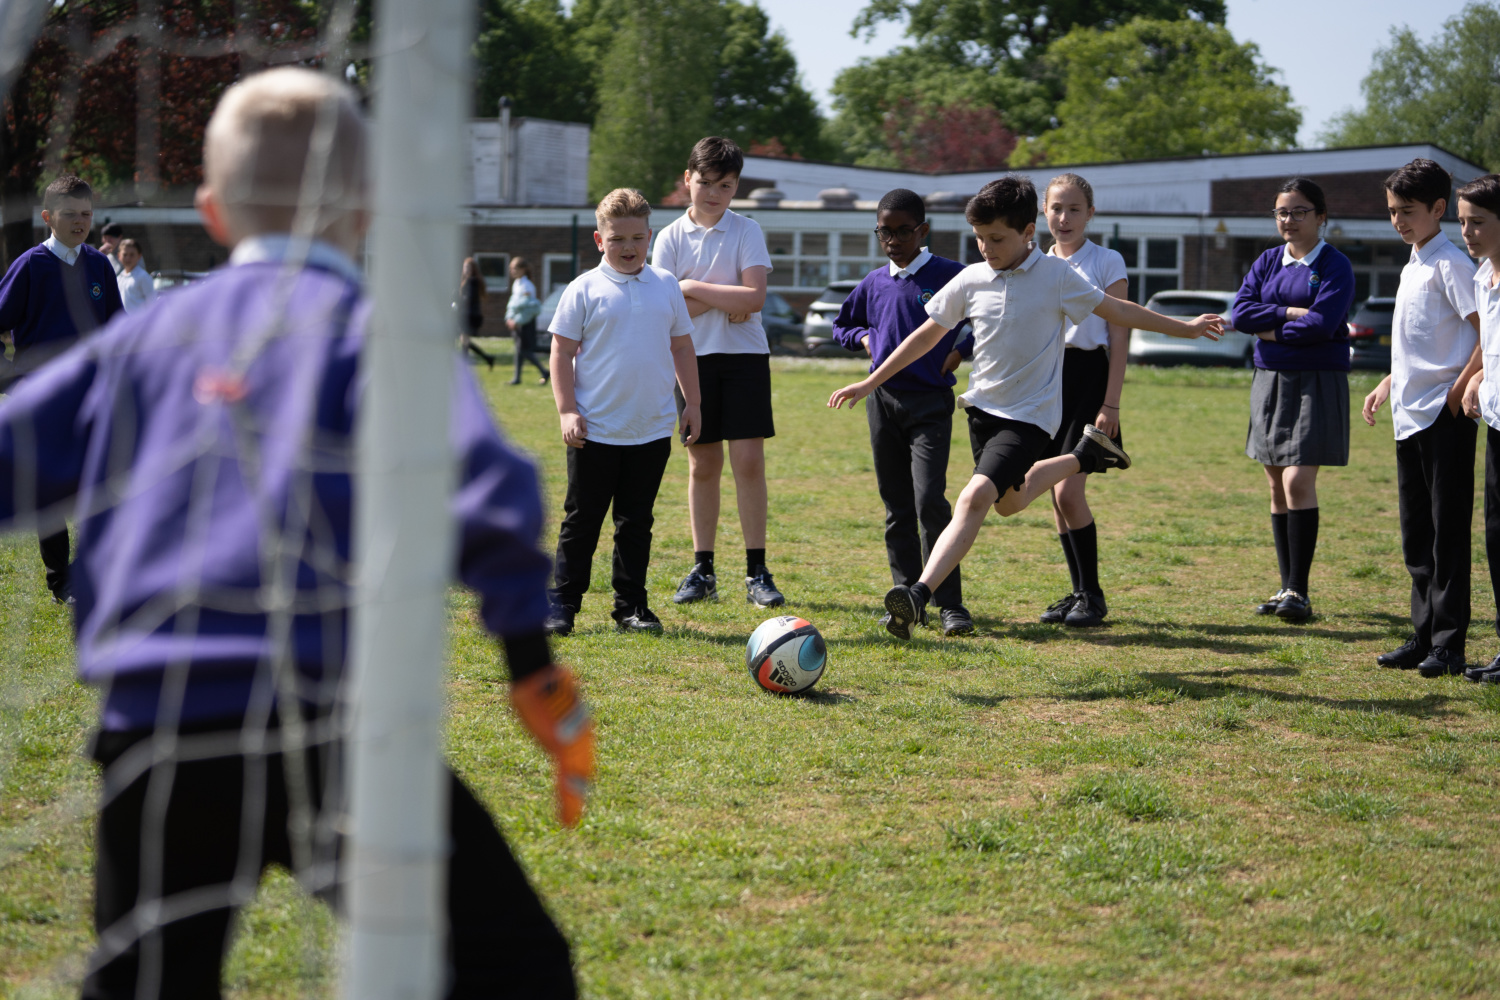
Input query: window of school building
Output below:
<box><xmin>763</xmin><ymin>230</ymin><xmax>886</xmax><ymax>287</ymax></box>
<box><xmin>1107</xmin><ymin>236</ymin><xmax>1182</xmax><ymax>302</ymax></box>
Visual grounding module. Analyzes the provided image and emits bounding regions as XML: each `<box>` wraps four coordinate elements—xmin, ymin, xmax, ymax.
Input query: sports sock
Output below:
<box><xmin>909</xmin><ymin>581</ymin><xmax>932</xmax><ymax>607</ymax></box>
<box><xmin>694</xmin><ymin>550</ymin><xmax>714</xmax><ymax>575</ymax></box>
<box><xmin>1072</xmin><ymin>441</ymin><xmax>1099</xmax><ymax>475</ymax></box>
<box><xmin>1059</xmin><ymin>533</ymin><xmax>1081</xmax><ymax>592</ymax></box>
<box><xmin>746</xmin><ymin>548</ymin><xmax>766</xmax><ymax>575</ymax></box>
<box><xmin>1270</xmin><ymin>512</ymin><xmax>1289</xmax><ymax>590</ymax></box>
<box><xmin>1071</xmin><ymin>522</ymin><xmax>1100</xmax><ymax>594</ymax></box>
<box><xmin>1286</xmin><ymin>507</ymin><xmax>1319</xmax><ymax>596</ymax></box>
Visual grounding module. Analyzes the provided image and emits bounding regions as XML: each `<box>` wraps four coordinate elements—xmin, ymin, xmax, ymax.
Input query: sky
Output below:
<box><xmin>752</xmin><ymin>0</ymin><xmax>1476</xmax><ymax>147</ymax></box>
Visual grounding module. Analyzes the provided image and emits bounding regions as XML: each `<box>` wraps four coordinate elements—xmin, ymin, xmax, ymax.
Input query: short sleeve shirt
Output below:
<box><xmin>651</xmin><ymin>209</ymin><xmax>774</xmax><ymax>356</ymax></box>
<box><xmin>926</xmin><ymin>249</ymin><xmax>1105</xmax><ymax>436</ymax></box>
<box><xmin>1048</xmin><ymin>240</ymin><xmax>1129</xmax><ymax>350</ymax></box>
<box><xmin>1391</xmin><ymin>231</ymin><xmax>1478</xmax><ymax>440</ymax></box>
<box><xmin>1475</xmin><ymin>260</ymin><xmax>1500</xmax><ymax>433</ymax></box>
<box><xmin>548</xmin><ymin>262</ymin><xmax>694</xmax><ymax>446</ymax></box>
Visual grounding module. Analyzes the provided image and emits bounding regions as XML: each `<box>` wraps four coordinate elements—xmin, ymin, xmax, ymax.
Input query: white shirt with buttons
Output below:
<box><xmin>1391</xmin><ymin>230</ymin><xmax>1478</xmax><ymax>440</ymax></box>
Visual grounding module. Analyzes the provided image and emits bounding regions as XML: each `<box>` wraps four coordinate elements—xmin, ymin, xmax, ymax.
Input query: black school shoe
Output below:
<box><xmin>1463</xmin><ymin>653</ymin><xmax>1500</xmax><ymax>682</ymax></box>
<box><xmin>745</xmin><ymin>566</ymin><xmax>785</xmax><ymax>608</ymax></box>
<box><xmin>1417</xmin><ymin>647</ymin><xmax>1465</xmax><ymax>678</ymax></box>
<box><xmin>939</xmin><ymin>606</ymin><xmax>975</xmax><ymax>637</ymax></box>
<box><xmin>616</xmin><ymin>607</ymin><xmax>664</xmax><ymax>633</ymax></box>
<box><xmin>52</xmin><ymin>580</ymin><xmax>75</xmax><ymax>607</ymax></box>
<box><xmin>1274</xmin><ymin>591</ymin><xmax>1311</xmax><ymax>622</ymax></box>
<box><xmin>1041</xmin><ymin>592</ymin><xmax>1080</xmax><ymax>624</ymax></box>
<box><xmin>1255</xmin><ymin>589</ymin><xmax>1289</xmax><ymax>615</ymax></box>
<box><xmin>673</xmin><ymin>564</ymin><xmax>718</xmax><ymax>604</ymax></box>
<box><xmin>1064</xmin><ymin>591</ymin><xmax>1108</xmax><ymax>627</ymax></box>
<box><xmin>879</xmin><ymin>607</ymin><xmax>928</xmax><ymax>630</ymax></box>
<box><xmin>1076</xmin><ymin>424</ymin><xmax>1131</xmax><ymax>471</ymax></box>
<box><xmin>883</xmin><ymin>585</ymin><xmax>921</xmax><ymax>640</ymax></box>
<box><xmin>543</xmin><ymin>604</ymin><xmax>576</xmax><ymax>637</ymax></box>
<box><xmin>1378</xmin><ymin>639</ymin><xmax>1429</xmax><ymax>670</ymax></box>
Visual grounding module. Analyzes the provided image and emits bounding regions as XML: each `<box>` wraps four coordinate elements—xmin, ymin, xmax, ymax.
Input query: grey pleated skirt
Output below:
<box><xmin>1245</xmin><ymin>368</ymin><xmax>1350</xmax><ymax>467</ymax></box>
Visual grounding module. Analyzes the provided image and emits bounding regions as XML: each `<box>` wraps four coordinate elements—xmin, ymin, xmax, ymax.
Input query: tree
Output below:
<box><xmin>473</xmin><ymin>0</ymin><xmax>595</xmax><ymax>123</ymax></box>
<box><xmin>1025</xmin><ymin>18</ymin><xmax>1299</xmax><ymax>164</ymax></box>
<box><xmin>883</xmin><ymin>98</ymin><xmax>1016</xmax><ymax>171</ymax></box>
<box><xmin>1320</xmin><ymin>3</ymin><xmax>1500</xmax><ymax>171</ymax></box>
<box><xmin>710</xmin><ymin>2</ymin><xmax>830</xmax><ymax>161</ymax></box>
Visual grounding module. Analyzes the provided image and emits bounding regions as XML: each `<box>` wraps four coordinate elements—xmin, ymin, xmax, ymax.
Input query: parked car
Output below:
<box><xmin>537</xmin><ymin>283</ymin><xmax>567</xmax><ymax>334</ymax></box>
<box><xmin>1128</xmin><ymin>290</ymin><xmax>1253</xmax><ymax>366</ymax></box>
<box><xmin>151</xmin><ymin>269</ymin><xmax>207</xmax><ymax>292</ymax></box>
<box><xmin>1347</xmin><ymin>297</ymin><xmax>1394</xmax><ymax>371</ymax></box>
<box><xmin>802</xmin><ymin>281</ymin><xmax>863</xmax><ymax>356</ymax></box>
<box><xmin>762</xmin><ymin>292</ymin><xmax>803</xmax><ymax>353</ymax></box>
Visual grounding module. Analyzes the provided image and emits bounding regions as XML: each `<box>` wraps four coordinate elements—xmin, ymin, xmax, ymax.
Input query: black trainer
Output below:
<box><xmin>616</xmin><ymin>607</ymin><xmax>664</xmax><ymax>633</ymax></box>
<box><xmin>1255</xmin><ymin>589</ymin><xmax>1289</xmax><ymax>615</ymax></box>
<box><xmin>1076</xmin><ymin>424</ymin><xmax>1131</xmax><ymax>471</ymax></box>
<box><xmin>673</xmin><ymin>564</ymin><xmax>718</xmax><ymax>604</ymax></box>
<box><xmin>939</xmin><ymin>606</ymin><xmax>975</xmax><ymax>637</ymax></box>
<box><xmin>1041</xmin><ymin>592</ymin><xmax>1079</xmax><ymax>624</ymax></box>
<box><xmin>745</xmin><ymin>566</ymin><xmax>785</xmax><ymax>608</ymax></box>
<box><xmin>1377</xmin><ymin>639</ymin><xmax>1428</xmax><ymax>670</ymax></box>
<box><xmin>1064</xmin><ymin>591</ymin><xmax>1108</xmax><ymax>627</ymax></box>
<box><xmin>1465</xmin><ymin>653</ymin><xmax>1500</xmax><ymax>682</ymax></box>
<box><xmin>1275</xmin><ymin>591</ymin><xmax>1311</xmax><ymax>622</ymax></box>
<box><xmin>1417</xmin><ymin>648</ymin><xmax>1465</xmax><ymax>678</ymax></box>
<box><xmin>543</xmin><ymin>604</ymin><xmax>575</xmax><ymax>637</ymax></box>
<box><xmin>52</xmin><ymin>580</ymin><xmax>76</xmax><ymax>607</ymax></box>
<box><xmin>879</xmin><ymin>608</ymin><xmax>927</xmax><ymax>630</ymax></box>
<box><xmin>883</xmin><ymin>584</ymin><xmax>921</xmax><ymax>640</ymax></box>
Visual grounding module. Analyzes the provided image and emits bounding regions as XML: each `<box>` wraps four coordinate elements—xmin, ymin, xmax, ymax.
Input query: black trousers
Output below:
<box><xmin>1485</xmin><ymin>425</ymin><xmax>1500</xmax><ymax>639</ymax></box>
<box><xmin>553</xmin><ymin>437</ymin><xmax>672</xmax><ymax>618</ymax></box>
<box><xmin>1396</xmin><ymin>407</ymin><xmax>1476</xmax><ymax>656</ymax></box>
<box><xmin>40</xmin><ymin>528</ymin><xmax>69</xmax><ymax>595</ymax></box>
<box><xmin>513</xmin><ymin>320</ymin><xmax>548</xmax><ymax>381</ymax></box>
<box><xmin>866</xmin><ymin>385</ymin><xmax>962</xmax><ymax>608</ymax></box>
<box><xmin>83</xmin><ymin>725</ymin><xmax>575</xmax><ymax>1000</ymax></box>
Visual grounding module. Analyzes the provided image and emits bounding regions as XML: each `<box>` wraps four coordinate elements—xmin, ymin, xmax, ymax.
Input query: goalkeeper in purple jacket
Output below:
<box><xmin>0</xmin><ymin>68</ymin><xmax>588</xmax><ymax>999</ymax></box>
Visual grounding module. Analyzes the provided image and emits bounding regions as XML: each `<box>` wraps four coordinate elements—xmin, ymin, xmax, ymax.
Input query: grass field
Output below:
<box><xmin>6</xmin><ymin>350</ymin><xmax>1500</xmax><ymax>998</ymax></box>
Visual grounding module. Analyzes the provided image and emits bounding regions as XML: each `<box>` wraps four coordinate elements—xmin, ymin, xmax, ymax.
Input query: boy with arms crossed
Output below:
<box><xmin>651</xmin><ymin>137</ymin><xmax>785</xmax><ymax>608</ymax></box>
<box><xmin>1364</xmin><ymin>159</ymin><xmax>1482</xmax><ymax>678</ymax></box>
<box><xmin>0</xmin><ymin>173</ymin><xmax>124</xmax><ymax>603</ymax></box>
<box><xmin>830</xmin><ymin>177</ymin><xmax>1222</xmax><ymax>639</ymax></box>
<box><xmin>831</xmin><ymin>188</ymin><xmax>975</xmax><ymax>637</ymax></box>
<box><xmin>544</xmin><ymin>189</ymin><xmax>702</xmax><ymax>636</ymax></box>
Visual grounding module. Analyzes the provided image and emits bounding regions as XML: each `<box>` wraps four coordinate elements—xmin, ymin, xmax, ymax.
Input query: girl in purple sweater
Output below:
<box><xmin>1230</xmin><ymin>178</ymin><xmax>1356</xmax><ymax>623</ymax></box>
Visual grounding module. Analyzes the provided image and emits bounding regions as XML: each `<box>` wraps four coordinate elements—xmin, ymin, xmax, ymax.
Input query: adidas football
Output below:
<box><xmin>746</xmin><ymin>615</ymin><xmax>827</xmax><ymax>694</ymax></box>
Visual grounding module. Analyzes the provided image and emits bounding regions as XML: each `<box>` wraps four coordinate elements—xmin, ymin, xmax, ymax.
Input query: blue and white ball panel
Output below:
<box><xmin>746</xmin><ymin>615</ymin><xmax>827</xmax><ymax>694</ymax></box>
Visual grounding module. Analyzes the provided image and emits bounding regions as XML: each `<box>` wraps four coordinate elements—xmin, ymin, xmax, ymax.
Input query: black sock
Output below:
<box><xmin>694</xmin><ymin>550</ymin><xmax>714</xmax><ymax>575</ymax></box>
<box><xmin>1072</xmin><ymin>441</ymin><xmax>1099</xmax><ymax>475</ymax></box>
<box><xmin>1071</xmin><ymin>521</ymin><xmax>1100</xmax><ymax>595</ymax></box>
<box><xmin>746</xmin><ymin>548</ymin><xmax>766</xmax><ymax>575</ymax></box>
<box><xmin>910</xmin><ymin>581</ymin><xmax>932</xmax><ymax>606</ymax></box>
<box><xmin>1059</xmin><ymin>533</ymin><xmax>1081</xmax><ymax>592</ymax></box>
<box><xmin>1270</xmin><ymin>512</ymin><xmax>1290</xmax><ymax>590</ymax></box>
<box><xmin>1286</xmin><ymin>507</ymin><xmax>1319</xmax><ymax>595</ymax></box>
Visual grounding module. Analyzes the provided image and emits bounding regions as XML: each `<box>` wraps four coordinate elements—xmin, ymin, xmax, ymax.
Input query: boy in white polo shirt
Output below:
<box><xmin>651</xmin><ymin>136</ymin><xmax>785</xmax><ymax>609</ymax></box>
<box><xmin>544</xmin><ymin>188</ymin><xmax>702</xmax><ymax>637</ymax></box>
<box><xmin>1363</xmin><ymin>158</ymin><xmax>1482</xmax><ymax>678</ymax></box>
<box><xmin>830</xmin><ymin>176</ymin><xmax>1222</xmax><ymax>639</ymax></box>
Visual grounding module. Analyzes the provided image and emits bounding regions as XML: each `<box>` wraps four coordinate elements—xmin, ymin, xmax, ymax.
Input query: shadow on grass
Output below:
<box><xmin>983</xmin><ymin>617</ymin><xmax>1389</xmax><ymax>652</ymax></box>
<box><xmin>1175</xmin><ymin>665</ymin><xmax>1300</xmax><ymax>678</ymax></box>
<box><xmin>795</xmin><ymin>689</ymin><xmax>859</xmax><ymax>705</ymax></box>
<box><xmin>1056</xmin><ymin>669</ymin><xmax>1459</xmax><ymax>719</ymax></box>
<box><xmin>950</xmin><ymin>693</ymin><xmax>1009</xmax><ymax>707</ymax></box>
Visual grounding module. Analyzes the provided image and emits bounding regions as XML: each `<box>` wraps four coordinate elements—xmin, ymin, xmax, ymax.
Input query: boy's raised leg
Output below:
<box><xmin>884</xmin><ymin>473</ymin><xmax>997</xmax><ymax>638</ymax></box>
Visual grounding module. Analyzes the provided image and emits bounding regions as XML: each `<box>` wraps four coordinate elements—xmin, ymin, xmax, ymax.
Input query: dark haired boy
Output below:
<box><xmin>831</xmin><ymin>176</ymin><xmax>1222</xmax><ymax>638</ymax></box>
<box><xmin>100</xmin><ymin>221</ymin><xmax>125</xmax><ymax>274</ymax></box>
<box><xmin>1363</xmin><ymin>158</ymin><xmax>1481</xmax><ymax>678</ymax></box>
<box><xmin>0</xmin><ymin>173</ymin><xmax>124</xmax><ymax>603</ymax></box>
<box><xmin>831</xmin><ymin>188</ymin><xmax>975</xmax><ymax>636</ymax></box>
<box><xmin>651</xmin><ymin>136</ymin><xmax>784</xmax><ymax>608</ymax></box>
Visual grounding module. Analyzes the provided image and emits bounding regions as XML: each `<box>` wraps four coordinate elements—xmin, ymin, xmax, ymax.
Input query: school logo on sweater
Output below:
<box><xmin>920</xmin><ymin>288</ymin><xmax>935</xmax><ymax>303</ymax></box>
<box><xmin>89</xmin><ymin>282</ymin><xmax>103</xmax><ymax>300</ymax></box>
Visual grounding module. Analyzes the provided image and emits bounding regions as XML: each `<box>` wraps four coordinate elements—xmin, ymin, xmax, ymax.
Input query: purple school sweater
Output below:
<box><xmin>0</xmin><ymin>242</ymin><xmax>124</xmax><ymax>372</ymax></box>
<box><xmin>0</xmin><ymin>260</ymin><xmax>552</xmax><ymax>730</ymax></box>
<box><xmin>1231</xmin><ymin>243</ymin><xmax>1356</xmax><ymax>372</ymax></box>
<box><xmin>832</xmin><ymin>255</ymin><xmax>973</xmax><ymax>392</ymax></box>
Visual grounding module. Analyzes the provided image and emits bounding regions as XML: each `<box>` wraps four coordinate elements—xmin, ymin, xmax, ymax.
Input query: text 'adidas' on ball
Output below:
<box><xmin>746</xmin><ymin>615</ymin><xmax>827</xmax><ymax>694</ymax></box>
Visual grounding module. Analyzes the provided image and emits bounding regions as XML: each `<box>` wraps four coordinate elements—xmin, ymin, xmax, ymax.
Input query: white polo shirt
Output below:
<box><xmin>651</xmin><ymin>208</ymin><xmax>774</xmax><ymax>356</ymax></box>
<box><xmin>548</xmin><ymin>261</ymin><xmax>694</xmax><ymax>446</ymax></box>
<box><xmin>1048</xmin><ymin>239</ymin><xmax>1129</xmax><ymax>351</ymax></box>
<box><xmin>1391</xmin><ymin>230</ymin><xmax>1478</xmax><ymax>440</ymax></box>
<box><xmin>925</xmin><ymin>249</ymin><xmax>1105</xmax><ymax>436</ymax></box>
<box><xmin>117</xmin><ymin>265</ymin><xmax>157</xmax><ymax>312</ymax></box>
<box><xmin>1475</xmin><ymin>260</ymin><xmax>1500</xmax><ymax>433</ymax></box>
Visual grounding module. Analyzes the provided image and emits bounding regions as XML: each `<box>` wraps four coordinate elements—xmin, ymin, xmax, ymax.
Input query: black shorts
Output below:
<box><xmin>1048</xmin><ymin>347</ymin><xmax>1123</xmax><ymax>470</ymax></box>
<box><xmin>674</xmin><ymin>352</ymin><xmax>775</xmax><ymax>444</ymax></box>
<box><xmin>967</xmin><ymin>407</ymin><xmax>1052</xmax><ymax>494</ymax></box>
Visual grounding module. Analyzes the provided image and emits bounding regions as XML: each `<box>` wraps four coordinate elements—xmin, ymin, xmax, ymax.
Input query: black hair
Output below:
<box><xmin>1277</xmin><ymin>178</ymin><xmax>1326</xmax><ymax>217</ymax></box>
<box><xmin>1385</xmin><ymin>158</ymin><xmax>1451</xmax><ymax>210</ymax></box>
<box><xmin>876</xmin><ymin>188</ymin><xmax>926</xmax><ymax>224</ymax></box>
<box><xmin>1456</xmin><ymin>174</ymin><xmax>1500</xmax><ymax>217</ymax></box>
<box><xmin>100</xmin><ymin>222</ymin><xmax>124</xmax><ymax>237</ymax></box>
<box><xmin>42</xmin><ymin>174</ymin><xmax>93</xmax><ymax>211</ymax></box>
<box><xmin>965</xmin><ymin>176</ymin><xmax>1037</xmax><ymax>232</ymax></box>
<box><xmin>686</xmin><ymin>136</ymin><xmax>743</xmax><ymax>182</ymax></box>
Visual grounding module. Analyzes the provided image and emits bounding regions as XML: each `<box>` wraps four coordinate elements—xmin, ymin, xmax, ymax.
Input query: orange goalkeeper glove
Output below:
<box><xmin>509</xmin><ymin>664</ymin><xmax>594</xmax><ymax>827</ymax></box>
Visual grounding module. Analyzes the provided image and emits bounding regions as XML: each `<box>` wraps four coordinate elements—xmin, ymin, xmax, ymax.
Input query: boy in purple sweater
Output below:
<box><xmin>0</xmin><ymin>173</ymin><xmax>124</xmax><ymax>603</ymax></box>
<box><xmin>0</xmin><ymin>69</ymin><xmax>588</xmax><ymax>998</ymax></box>
<box><xmin>832</xmin><ymin>188</ymin><xmax>975</xmax><ymax>636</ymax></box>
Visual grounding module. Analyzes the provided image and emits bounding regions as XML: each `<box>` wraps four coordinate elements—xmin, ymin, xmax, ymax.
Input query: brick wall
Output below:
<box><xmin>1211</xmin><ymin>171</ymin><xmax>1399</xmax><ymax>218</ymax></box>
<box><xmin>1182</xmin><ymin>235</ymin><xmax>1284</xmax><ymax>291</ymax></box>
<box><xmin>468</xmin><ymin>223</ymin><xmax>601</xmax><ymax>335</ymax></box>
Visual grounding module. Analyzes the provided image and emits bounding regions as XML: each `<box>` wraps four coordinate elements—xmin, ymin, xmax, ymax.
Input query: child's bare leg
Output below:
<box><xmin>727</xmin><ymin>437</ymin><xmax>767</xmax><ymax>548</ymax></box>
<box><xmin>1051</xmin><ymin>473</ymin><xmax>1092</xmax><ymax>532</ymax></box>
<box><xmin>917</xmin><ymin>474</ymin><xmax>1000</xmax><ymax>592</ymax></box>
<box><xmin>994</xmin><ymin>455</ymin><xmax>1082</xmax><ymax>515</ymax></box>
<box><xmin>687</xmin><ymin>442</ymin><xmax>724</xmax><ymax>550</ymax></box>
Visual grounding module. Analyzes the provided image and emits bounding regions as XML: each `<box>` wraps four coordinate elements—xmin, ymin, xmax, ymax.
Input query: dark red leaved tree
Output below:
<box><xmin>883</xmin><ymin>98</ymin><xmax>1017</xmax><ymax>173</ymax></box>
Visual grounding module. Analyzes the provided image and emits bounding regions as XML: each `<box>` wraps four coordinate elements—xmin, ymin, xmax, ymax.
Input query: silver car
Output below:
<box><xmin>802</xmin><ymin>280</ymin><xmax>862</xmax><ymax>356</ymax></box>
<box><xmin>1127</xmin><ymin>290</ymin><xmax>1252</xmax><ymax>366</ymax></box>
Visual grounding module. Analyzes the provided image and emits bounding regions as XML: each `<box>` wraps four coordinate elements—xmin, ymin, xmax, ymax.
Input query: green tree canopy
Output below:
<box><xmin>474</xmin><ymin>0</ymin><xmax>595</xmax><ymax>123</ymax></box>
<box><xmin>711</xmin><ymin>2</ymin><xmax>831</xmax><ymax>159</ymax></box>
<box><xmin>1028</xmin><ymin>17</ymin><xmax>1299</xmax><ymax>164</ymax></box>
<box><xmin>1320</xmin><ymin>2</ymin><xmax>1500</xmax><ymax>171</ymax></box>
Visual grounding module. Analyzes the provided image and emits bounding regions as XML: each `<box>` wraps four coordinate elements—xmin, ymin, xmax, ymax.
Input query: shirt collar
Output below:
<box><xmin>43</xmin><ymin>234</ymin><xmax>82</xmax><ymax>266</ymax></box>
<box><xmin>684</xmin><ymin>208</ymin><xmax>729</xmax><ymax>234</ymax></box>
<box><xmin>1414</xmin><ymin>229</ymin><xmax>1452</xmax><ymax>265</ymax></box>
<box><xmin>229</xmin><ymin>234</ymin><xmax>362</xmax><ymax>283</ymax></box>
<box><xmin>597</xmin><ymin>260</ymin><xmax>651</xmax><ymax>283</ymax></box>
<box><xmin>987</xmin><ymin>245</ymin><xmax>1043</xmax><ymax>278</ymax></box>
<box><xmin>1049</xmin><ymin>239</ymin><xmax>1096</xmax><ymax>264</ymax></box>
<box><xmin>1282</xmin><ymin>239</ymin><xmax>1326</xmax><ymax>268</ymax></box>
<box><xmin>889</xmin><ymin>248</ymin><xmax>932</xmax><ymax>279</ymax></box>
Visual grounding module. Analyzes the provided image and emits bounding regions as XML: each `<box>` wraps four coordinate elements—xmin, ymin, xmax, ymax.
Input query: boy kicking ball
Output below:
<box><xmin>829</xmin><ymin>176</ymin><xmax>1223</xmax><ymax>639</ymax></box>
